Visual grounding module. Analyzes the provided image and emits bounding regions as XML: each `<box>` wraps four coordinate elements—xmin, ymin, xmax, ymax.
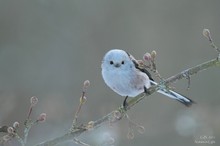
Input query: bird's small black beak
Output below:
<box><xmin>114</xmin><ymin>63</ymin><xmax>121</xmax><ymax>68</ymax></box>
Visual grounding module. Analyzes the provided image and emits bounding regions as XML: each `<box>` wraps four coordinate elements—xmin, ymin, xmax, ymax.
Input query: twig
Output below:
<box><xmin>71</xmin><ymin>80</ymin><xmax>90</xmax><ymax>131</ymax></box>
<box><xmin>72</xmin><ymin>92</ymin><xmax>85</xmax><ymax>128</ymax></box>
<box><xmin>203</xmin><ymin>29</ymin><xmax>220</xmax><ymax>53</ymax></box>
<box><xmin>34</xmin><ymin>55</ymin><xmax>220</xmax><ymax>146</ymax></box>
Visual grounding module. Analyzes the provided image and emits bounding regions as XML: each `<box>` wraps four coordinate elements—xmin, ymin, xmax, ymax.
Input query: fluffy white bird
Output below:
<box><xmin>101</xmin><ymin>49</ymin><xmax>194</xmax><ymax>107</ymax></box>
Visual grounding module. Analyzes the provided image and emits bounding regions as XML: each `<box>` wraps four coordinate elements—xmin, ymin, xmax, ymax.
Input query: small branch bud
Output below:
<box><xmin>143</xmin><ymin>52</ymin><xmax>152</xmax><ymax>61</ymax></box>
<box><xmin>37</xmin><ymin>113</ymin><xmax>47</xmax><ymax>123</ymax></box>
<box><xmin>113</xmin><ymin>110</ymin><xmax>122</xmax><ymax>120</ymax></box>
<box><xmin>87</xmin><ymin>121</ymin><xmax>94</xmax><ymax>130</ymax></box>
<box><xmin>30</xmin><ymin>96</ymin><xmax>38</xmax><ymax>107</ymax></box>
<box><xmin>13</xmin><ymin>122</ymin><xmax>20</xmax><ymax>129</ymax></box>
<box><xmin>7</xmin><ymin>127</ymin><xmax>14</xmax><ymax>134</ymax></box>
<box><xmin>151</xmin><ymin>50</ymin><xmax>157</xmax><ymax>59</ymax></box>
<box><xmin>27</xmin><ymin>96</ymin><xmax>38</xmax><ymax>119</ymax></box>
<box><xmin>137</xmin><ymin>60</ymin><xmax>144</xmax><ymax>66</ymax></box>
<box><xmin>203</xmin><ymin>29</ymin><xmax>211</xmax><ymax>40</ymax></box>
<box><xmin>83</xmin><ymin>80</ymin><xmax>90</xmax><ymax>92</ymax></box>
<box><xmin>83</xmin><ymin>80</ymin><xmax>90</xmax><ymax>89</ymax></box>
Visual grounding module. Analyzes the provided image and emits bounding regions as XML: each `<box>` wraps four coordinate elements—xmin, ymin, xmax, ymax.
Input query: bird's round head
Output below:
<box><xmin>101</xmin><ymin>49</ymin><xmax>134</xmax><ymax>71</ymax></box>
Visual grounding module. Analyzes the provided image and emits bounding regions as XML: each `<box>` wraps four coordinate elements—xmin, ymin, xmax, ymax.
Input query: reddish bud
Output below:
<box><xmin>143</xmin><ymin>53</ymin><xmax>152</xmax><ymax>61</ymax></box>
<box><xmin>37</xmin><ymin>113</ymin><xmax>46</xmax><ymax>123</ymax></box>
<box><xmin>30</xmin><ymin>96</ymin><xmax>38</xmax><ymax>106</ymax></box>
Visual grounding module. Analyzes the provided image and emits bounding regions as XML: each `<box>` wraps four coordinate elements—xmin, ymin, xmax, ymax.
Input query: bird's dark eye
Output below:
<box><xmin>121</xmin><ymin>61</ymin><xmax>125</xmax><ymax>65</ymax></box>
<box><xmin>110</xmin><ymin>61</ymin><xmax>114</xmax><ymax>65</ymax></box>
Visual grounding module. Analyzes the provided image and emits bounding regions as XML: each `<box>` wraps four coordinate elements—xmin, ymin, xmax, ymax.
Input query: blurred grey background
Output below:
<box><xmin>0</xmin><ymin>0</ymin><xmax>220</xmax><ymax>146</ymax></box>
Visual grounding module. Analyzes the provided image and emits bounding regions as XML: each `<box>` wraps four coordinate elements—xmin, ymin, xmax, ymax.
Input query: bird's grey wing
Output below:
<box><xmin>126</xmin><ymin>52</ymin><xmax>154</xmax><ymax>81</ymax></box>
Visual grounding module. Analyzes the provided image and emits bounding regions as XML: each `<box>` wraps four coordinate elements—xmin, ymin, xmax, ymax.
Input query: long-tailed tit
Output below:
<box><xmin>101</xmin><ymin>49</ymin><xmax>195</xmax><ymax>107</ymax></box>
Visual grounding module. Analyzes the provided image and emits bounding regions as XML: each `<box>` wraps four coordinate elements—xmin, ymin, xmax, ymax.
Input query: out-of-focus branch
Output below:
<box><xmin>0</xmin><ymin>126</ymin><xmax>8</xmax><ymax>133</ymax></box>
<box><xmin>34</xmin><ymin>54</ymin><xmax>220</xmax><ymax>146</ymax></box>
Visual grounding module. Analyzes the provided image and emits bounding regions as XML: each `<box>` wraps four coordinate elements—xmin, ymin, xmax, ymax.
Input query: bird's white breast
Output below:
<box><xmin>102</xmin><ymin>68</ymin><xmax>150</xmax><ymax>97</ymax></box>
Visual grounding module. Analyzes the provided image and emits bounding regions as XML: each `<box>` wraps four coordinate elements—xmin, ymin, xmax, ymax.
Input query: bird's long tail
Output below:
<box><xmin>150</xmin><ymin>81</ymin><xmax>195</xmax><ymax>107</ymax></box>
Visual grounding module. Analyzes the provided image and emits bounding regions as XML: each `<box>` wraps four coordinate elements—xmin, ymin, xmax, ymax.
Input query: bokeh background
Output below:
<box><xmin>0</xmin><ymin>0</ymin><xmax>220</xmax><ymax>146</ymax></box>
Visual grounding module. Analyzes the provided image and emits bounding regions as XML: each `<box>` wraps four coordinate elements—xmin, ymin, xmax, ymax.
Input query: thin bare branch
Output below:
<box><xmin>34</xmin><ymin>55</ymin><xmax>220</xmax><ymax>146</ymax></box>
